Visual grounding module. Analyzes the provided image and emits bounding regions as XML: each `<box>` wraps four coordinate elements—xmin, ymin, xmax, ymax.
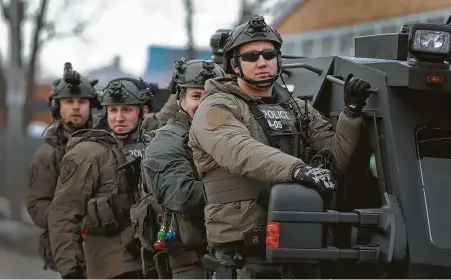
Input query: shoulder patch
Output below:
<box><xmin>29</xmin><ymin>165</ymin><xmax>38</xmax><ymax>186</ymax></box>
<box><xmin>59</xmin><ymin>159</ymin><xmax>77</xmax><ymax>184</ymax></box>
<box><xmin>205</xmin><ymin>107</ymin><xmax>231</xmax><ymax>129</ymax></box>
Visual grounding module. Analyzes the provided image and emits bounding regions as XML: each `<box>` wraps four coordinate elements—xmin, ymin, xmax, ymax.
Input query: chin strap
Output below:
<box><xmin>235</xmin><ymin>56</ymin><xmax>282</xmax><ymax>89</ymax></box>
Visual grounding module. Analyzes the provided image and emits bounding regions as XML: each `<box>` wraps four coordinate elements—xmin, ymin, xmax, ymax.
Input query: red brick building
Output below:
<box><xmin>271</xmin><ymin>0</ymin><xmax>451</xmax><ymax>57</ymax></box>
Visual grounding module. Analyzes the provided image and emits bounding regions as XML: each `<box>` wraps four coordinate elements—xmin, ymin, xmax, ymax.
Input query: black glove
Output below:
<box><xmin>343</xmin><ymin>73</ymin><xmax>371</xmax><ymax>118</ymax></box>
<box><xmin>294</xmin><ymin>166</ymin><xmax>336</xmax><ymax>199</ymax></box>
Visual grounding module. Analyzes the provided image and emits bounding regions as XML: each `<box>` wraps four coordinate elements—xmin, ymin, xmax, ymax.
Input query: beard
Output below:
<box><xmin>64</xmin><ymin>117</ymin><xmax>90</xmax><ymax>132</ymax></box>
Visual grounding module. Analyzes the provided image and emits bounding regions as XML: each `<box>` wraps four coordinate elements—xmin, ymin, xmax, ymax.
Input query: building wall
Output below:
<box><xmin>278</xmin><ymin>8</ymin><xmax>451</xmax><ymax>58</ymax></box>
<box><xmin>277</xmin><ymin>0</ymin><xmax>451</xmax><ymax>35</ymax></box>
<box><xmin>31</xmin><ymin>84</ymin><xmax>53</xmax><ymax>123</ymax></box>
<box><xmin>0</xmin><ymin>84</ymin><xmax>53</xmax><ymax>126</ymax></box>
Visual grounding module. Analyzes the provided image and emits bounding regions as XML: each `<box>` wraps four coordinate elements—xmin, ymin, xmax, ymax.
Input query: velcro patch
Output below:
<box><xmin>205</xmin><ymin>106</ymin><xmax>231</xmax><ymax>129</ymax></box>
<box><xmin>59</xmin><ymin>159</ymin><xmax>77</xmax><ymax>184</ymax></box>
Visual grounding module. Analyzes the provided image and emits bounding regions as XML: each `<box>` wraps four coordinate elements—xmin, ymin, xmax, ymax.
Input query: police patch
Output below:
<box><xmin>205</xmin><ymin>107</ymin><xmax>230</xmax><ymax>129</ymax></box>
<box><xmin>59</xmin><ymin>159</ymin><xmax>77</xmax><ymax>184</ymax></box>
<box><xmin>29</xmin><ymin>166</ymin><xmax>38</xmax><ymax>186</ymax></box>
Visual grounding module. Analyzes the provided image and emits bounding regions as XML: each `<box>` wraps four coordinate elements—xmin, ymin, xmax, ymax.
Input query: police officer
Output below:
<box><xmin>140</xmin><ymin>58</ymin><xmax>225</xmax><ymax>279</ymax></box>
<box><xmin>26</xmin><ymin>62</ymin><xmax>99</xmax><ymax>274</ymax></box>
<box><xmin>188</xmin><ymin>15</ymin><xmax>372</xmax><ymax>278</ymax></box>
<box><xmin>94</xmin><ymin>81</ymin><xmax>179</xmax><ymax>131</ymax></box>
<box><xmin>48</xmin><ymin>78</ymin><xmax>158</xmax><ymax>279</ymax></box>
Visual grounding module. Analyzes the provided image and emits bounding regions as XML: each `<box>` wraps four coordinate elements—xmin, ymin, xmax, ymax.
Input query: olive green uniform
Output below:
<box><xmin>27</xmin><ymin>62</ymin><xmax>99</xmax><ymax>274</ymax></box>
<box><xmin>140</xmin><ymin>59</ymin><xmax>225</xmax><ymax>279</ymax></box>
<box><xmin>26</xmin><ymin>123</ymin><xmax>70</xmax><ymax>272</ymax></box>
<box><xmin>49</xmin><ymin>77</ymin><xmax>157</xmax><ymax>279</ymax></box>
<box><xmin>48</xmin><ymin>129</ymin><xmax>155</xmax><ymax>279</ymax></box>
<box><xmin>142</xmin><ymin>111</ymin><xmax>206</xmax><ymax>278</ymax></box>
<box><xmin>189</xmin><ymin>77</ymin><xmax>362</xmax><ymax>245</ymax></box>
<box><xmin>27</xmin><ymin>123</ymin><xmax>69</xmax><ymax>230</ymax></box>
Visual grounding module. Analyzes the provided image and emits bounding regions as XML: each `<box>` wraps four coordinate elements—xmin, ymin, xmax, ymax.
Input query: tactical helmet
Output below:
<box><xmin>99</xmin><ymin>78</ymin><xmax>153</xmax><ymax>107</ymax></box>
<box><xmin>171</xmin><ymin>58</ymin><xmax>225</xmax><ymax>99</ymax></box>
<box><xmin>51</xmin><ymin>62</ymin><xmax>98</xmax><ymax>100</ymax></box>
<box><xmin>210</xmin><ymin>28</ymin><xmax>233</xmax><ymax>66</ymax></box>
<box><xmin>48</xmin><ymin>62</ymin><xmax>100</xmax><ymax>119</ymax></box>
<box><xmin>221</xmin><ymin>15</ymin><xmax>283</xmax><ymax>76</ymax></box>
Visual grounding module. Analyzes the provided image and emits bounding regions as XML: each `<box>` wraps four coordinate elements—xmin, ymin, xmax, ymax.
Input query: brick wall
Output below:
<box><xmin>277</xmin><ymin>0</ymin><xmax>451</xmax><ymax>34</ymax></box>
<box><xmin>0</xmin><ymin>84</ymin><xmax>52</xmax><ymax>126</ymax></box>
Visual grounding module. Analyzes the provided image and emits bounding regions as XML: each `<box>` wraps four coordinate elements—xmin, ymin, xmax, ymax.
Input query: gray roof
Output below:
<box><xmin>37</xmin><ymin>56</ymin><xmax>136</xmax><ymax>88</ymax></box>
<box><xmin>36</xmin><ymin>68</ymin><xmax>135</xmax><ymax>88</ymax></box>
<box><xmin>86</xmin><ymin>56</ymin><xmax>137</xmax><ymax>88</ymax></box>
<box><xmin>87</xmin><ymin>67</ymin><xmax>136</xmax><ymax>88</ymax></box>
<box><xmin>270</xmin><ymin>0</ymin><xmax>305</xmax><ymax>27</ymax></box>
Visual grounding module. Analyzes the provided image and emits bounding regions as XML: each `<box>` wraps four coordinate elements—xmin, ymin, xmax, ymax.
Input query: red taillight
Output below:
<box><xmin>425</xmin><ymin>75</ymin><xmax>445</xmax><ymax>85</ymax></box>
<box><xmin>266</xmin><ymin>222</ymin><xmax>280</xmax><ymax>248</ymax></box>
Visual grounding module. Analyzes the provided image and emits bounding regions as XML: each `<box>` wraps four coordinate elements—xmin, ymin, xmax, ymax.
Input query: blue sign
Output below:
<box><xmin>143</xmin><ymin>45</ymin><xmax>212</xmax><ymax>86</ymax></box>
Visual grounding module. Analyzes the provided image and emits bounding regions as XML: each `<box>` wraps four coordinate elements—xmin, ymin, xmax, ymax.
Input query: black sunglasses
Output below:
<box><xmin>237</xmin><ymin>49</ymin><xmax>278</xmax><ymax>62</ymax></box>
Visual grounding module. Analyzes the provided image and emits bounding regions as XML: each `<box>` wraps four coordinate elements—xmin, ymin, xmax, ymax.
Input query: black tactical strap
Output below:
<box><xmin>221</xmin><ymin>90</ymin><xmax>280</xmax><ymax>149</ymax></box>
<box><xmin>223</xmin><ymin>87</ymin><xmax>307</xmax><ymax>153</ymax></box>
<box><xmin>101</xmin><ymin>139</ymin><xmax>138</xmax><ymax>201</ymax></box>
<box><xmin>225</xmin><ymin>89</ymin><xmax>301</xmax><ymax>154</ymax></box>
<box><xmin>110</xmin><ymin>145</ymin><xmax>132</xmax><ymax>188</ymax></box>
<box><xmin>247</xmin><ymin>102</ymin><xmax>279</xmax><ymax>148</ymax></box>
<box><xmin>248</xmin><ymin>102</ymin><xmax>299</xmax><ymax>156</ymax></box>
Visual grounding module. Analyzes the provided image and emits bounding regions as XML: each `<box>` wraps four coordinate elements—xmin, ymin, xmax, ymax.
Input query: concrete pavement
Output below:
<box><xmin>0</xmin><ymin>218</ymin><xmax>60</xmax><ymax>278</ymax></box>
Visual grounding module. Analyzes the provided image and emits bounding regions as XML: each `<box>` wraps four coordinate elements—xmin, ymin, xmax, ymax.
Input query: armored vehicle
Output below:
<box><xmin>265</xmin><ymin>19</ymin><xmax>451</xmax><ymax>278</ymax></box>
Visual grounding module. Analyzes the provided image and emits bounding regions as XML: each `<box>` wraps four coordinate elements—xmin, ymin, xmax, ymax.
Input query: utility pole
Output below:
<box><xmin>5</xmin><ymin>0</ymin><xmax>25</xmax><ymax>221</ymax></box>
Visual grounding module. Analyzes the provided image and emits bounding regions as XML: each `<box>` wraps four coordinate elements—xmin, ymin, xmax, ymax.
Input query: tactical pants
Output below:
<box><xmin>112</xmin><ymin>268</ymin><xmax>158</xmax><ymax>279</ymax></box>
<box><xmin>210</xmin><ymin>244</ymin><xmax>321</xmax><ymax>279</ymax></box>
<box><xmin>172</xmin><ymin>265</ymin><xmax>208</xmax><ymax>279</ymax></box>
<box><xmin>169</xmin><ymin>250</ymin><xmax>206</xmax><ymax>279</ymax></box>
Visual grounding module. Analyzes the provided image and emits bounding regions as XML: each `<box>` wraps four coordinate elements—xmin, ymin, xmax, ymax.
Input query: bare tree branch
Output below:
<box><xmin>0</xmin><ymin>0</ymin><xmax>115</xmax><ymax>127</ymax></box>
<box><xmin>24</xmin><ymin>0</ymin><xmax>112</xmax><ymax>126</ymax></box>
<box><xmin>43</xmin><ymin>20</ymin><xmax>87</xmax><ymax>42</ymax></box>
<box><xmin>183</xmin><ymin>0</ymin><xmax>196</xmax><ymax>59</ymax></box>
<box><xmin>0</xmin><ymin>0</ymin><xmax>9</xmax><ymax>22</ymax></box>
<box><xmin>235</xmin><ymin>0</ymin><xmax>272</xmax><ymax>26</ymax></box>
<box><xmin>42</xmin><ymin>0</ymin><xmax>111</xmax><ymax>44</ymax></box>
<box><xmin>24</xmin><ymin>0</ymin><xmax>49</xmax><ymax>127</ymax></box>
<box><xmin>0</xmin><ymin>51</ymin><xmax>6</xmax><ymax>106</ymax></box>
<box><xmin>0</xmin><ymin>0</ymin><xmax>7</xmax><ymax>94</ymax></box>
<box><xmin>42</xmin><ymin>0</ymin><xmax>77</xmax><ymax>39</ymax></box>
<box><xmin>28</xmin><ymin>0</ymin><xmax>49</xmax><ymax>67</ymax></box>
